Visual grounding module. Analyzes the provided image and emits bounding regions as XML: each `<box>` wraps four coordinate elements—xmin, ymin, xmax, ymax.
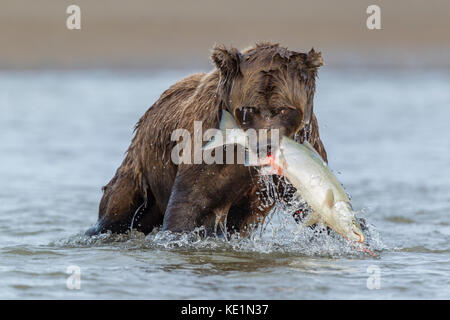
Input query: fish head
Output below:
<box><xmin>350</xmin><ymin>219</ymin><xmax>365</xmax><ymax>243</ymax></box>
<box><xmin>324</xmin><ymin>201</ymin><xmax>365</xmax><ymax>243</ymax></box>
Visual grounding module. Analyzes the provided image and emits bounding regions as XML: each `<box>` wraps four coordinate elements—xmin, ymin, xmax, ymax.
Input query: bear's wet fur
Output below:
<box><xmin>86</xmin><ymin>42</ymin><xmax>328</xmax><ymax>237</ymax></box>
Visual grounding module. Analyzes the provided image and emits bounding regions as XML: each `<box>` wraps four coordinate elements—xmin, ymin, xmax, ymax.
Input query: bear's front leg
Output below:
<box><xmin>162</xmin><ymin>163</ymin><xmax>252</xmax><ymax>234</ymax></box>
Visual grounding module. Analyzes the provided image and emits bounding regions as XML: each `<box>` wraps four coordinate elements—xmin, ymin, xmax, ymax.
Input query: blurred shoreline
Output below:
<box><xmin>1</xmin><ymin>0</ymin><xmax>450</xmax><ymax>70</ymax></box>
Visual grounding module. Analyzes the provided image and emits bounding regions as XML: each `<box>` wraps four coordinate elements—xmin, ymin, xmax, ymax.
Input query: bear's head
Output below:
<box><xmin>211</xmin><ymin>42</ymin><xmax>323</xmax><ymax>153</ymax></box>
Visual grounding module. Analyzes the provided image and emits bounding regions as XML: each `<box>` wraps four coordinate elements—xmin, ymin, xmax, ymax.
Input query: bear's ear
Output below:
<box><xmin>305</xmin><ymin>48</ymin><xmax>324</xmax><ymax>68</ymax></box>
<box><xmin>211</xmin><ymin>44</ymin><xmax>242</xmax><ymax>110</ymax></box>
<box><xmin>211</xmin><ymin>44</ymin><xmax>242</xmax><ymax>77</ymax></box>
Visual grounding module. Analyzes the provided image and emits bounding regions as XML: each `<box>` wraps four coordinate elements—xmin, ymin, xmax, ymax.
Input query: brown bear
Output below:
<box><xmin>85</xmin><ymin>42</ymin><xmax>328</xmax><ymax>237</ymax></box>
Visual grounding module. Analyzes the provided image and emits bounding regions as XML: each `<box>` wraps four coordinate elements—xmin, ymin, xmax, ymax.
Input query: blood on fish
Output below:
<box><xmin>267</xmin><ymin>155</ymin><xmax>283</xmax><ymax>176</ymax></box>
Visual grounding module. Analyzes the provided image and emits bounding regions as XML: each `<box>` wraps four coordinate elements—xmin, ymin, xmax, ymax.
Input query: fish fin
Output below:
<box><xmin>220</xmin><ymin>110</ymin><xmax>239</xmax><ymax>130</ymax></box>
<box><xmin>203</xmin><ymin>110</ymin><xmax>239</xmax><ymax>151</ymax></box>
<box><xmin>324</xmin><ymin>189</ymin><xmax>335</xmax><ymax>209</ymax></box>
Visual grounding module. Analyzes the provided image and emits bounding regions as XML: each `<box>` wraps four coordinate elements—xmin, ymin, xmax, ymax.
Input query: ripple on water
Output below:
<box><xmin>384</xmin><ymin>216</ymin><xmax>416</xmax><ymax>224</ymax></box>
<box><xmin>1</xmin><ymin>245</ymin><xmax>66</xmax><ymax>257</ymax></box>
<box><xmin>393</xmin><ymin>246</ymin><xmax>450</xmax><ymax>254</ymax></box>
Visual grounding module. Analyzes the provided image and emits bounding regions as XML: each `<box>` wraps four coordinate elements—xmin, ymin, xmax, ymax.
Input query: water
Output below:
<box><xmin>0</xmin><ymin>69</ymin><xmax>449</xmax><ymax>299</ymax></box>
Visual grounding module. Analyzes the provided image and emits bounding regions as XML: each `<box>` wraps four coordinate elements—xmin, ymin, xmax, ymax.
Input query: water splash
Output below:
<box><xmin>54</xmin><ymin>172</ymin><xmax>384</xmax><ymax>256</ymax></box>
<box><xmin>55</xmin><ymin>204</ymin><xmax>384</xmax><ymax>258</ymax></box>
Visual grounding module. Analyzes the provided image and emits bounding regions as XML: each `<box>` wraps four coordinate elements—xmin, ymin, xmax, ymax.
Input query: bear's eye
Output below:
<box><xmin>238</xmin><ymin>106</ymin><xmax>258</xmax><ymax>123</ymax></box>
<box><xmin>276</xmin><ymin>107</ymin><xmax>290</xmax><ymax>116</ymax></box>
<box><xmin>242</xmin><ymin>106</ymin><xmax>257</xmax><ymax>114</ymax></box>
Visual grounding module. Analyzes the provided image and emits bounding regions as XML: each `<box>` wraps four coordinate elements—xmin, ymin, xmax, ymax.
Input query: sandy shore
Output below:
<box><xmin>1</xmin><ymin>0</ymin><xmax>450</xmax><ymax>69</ymax></box>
